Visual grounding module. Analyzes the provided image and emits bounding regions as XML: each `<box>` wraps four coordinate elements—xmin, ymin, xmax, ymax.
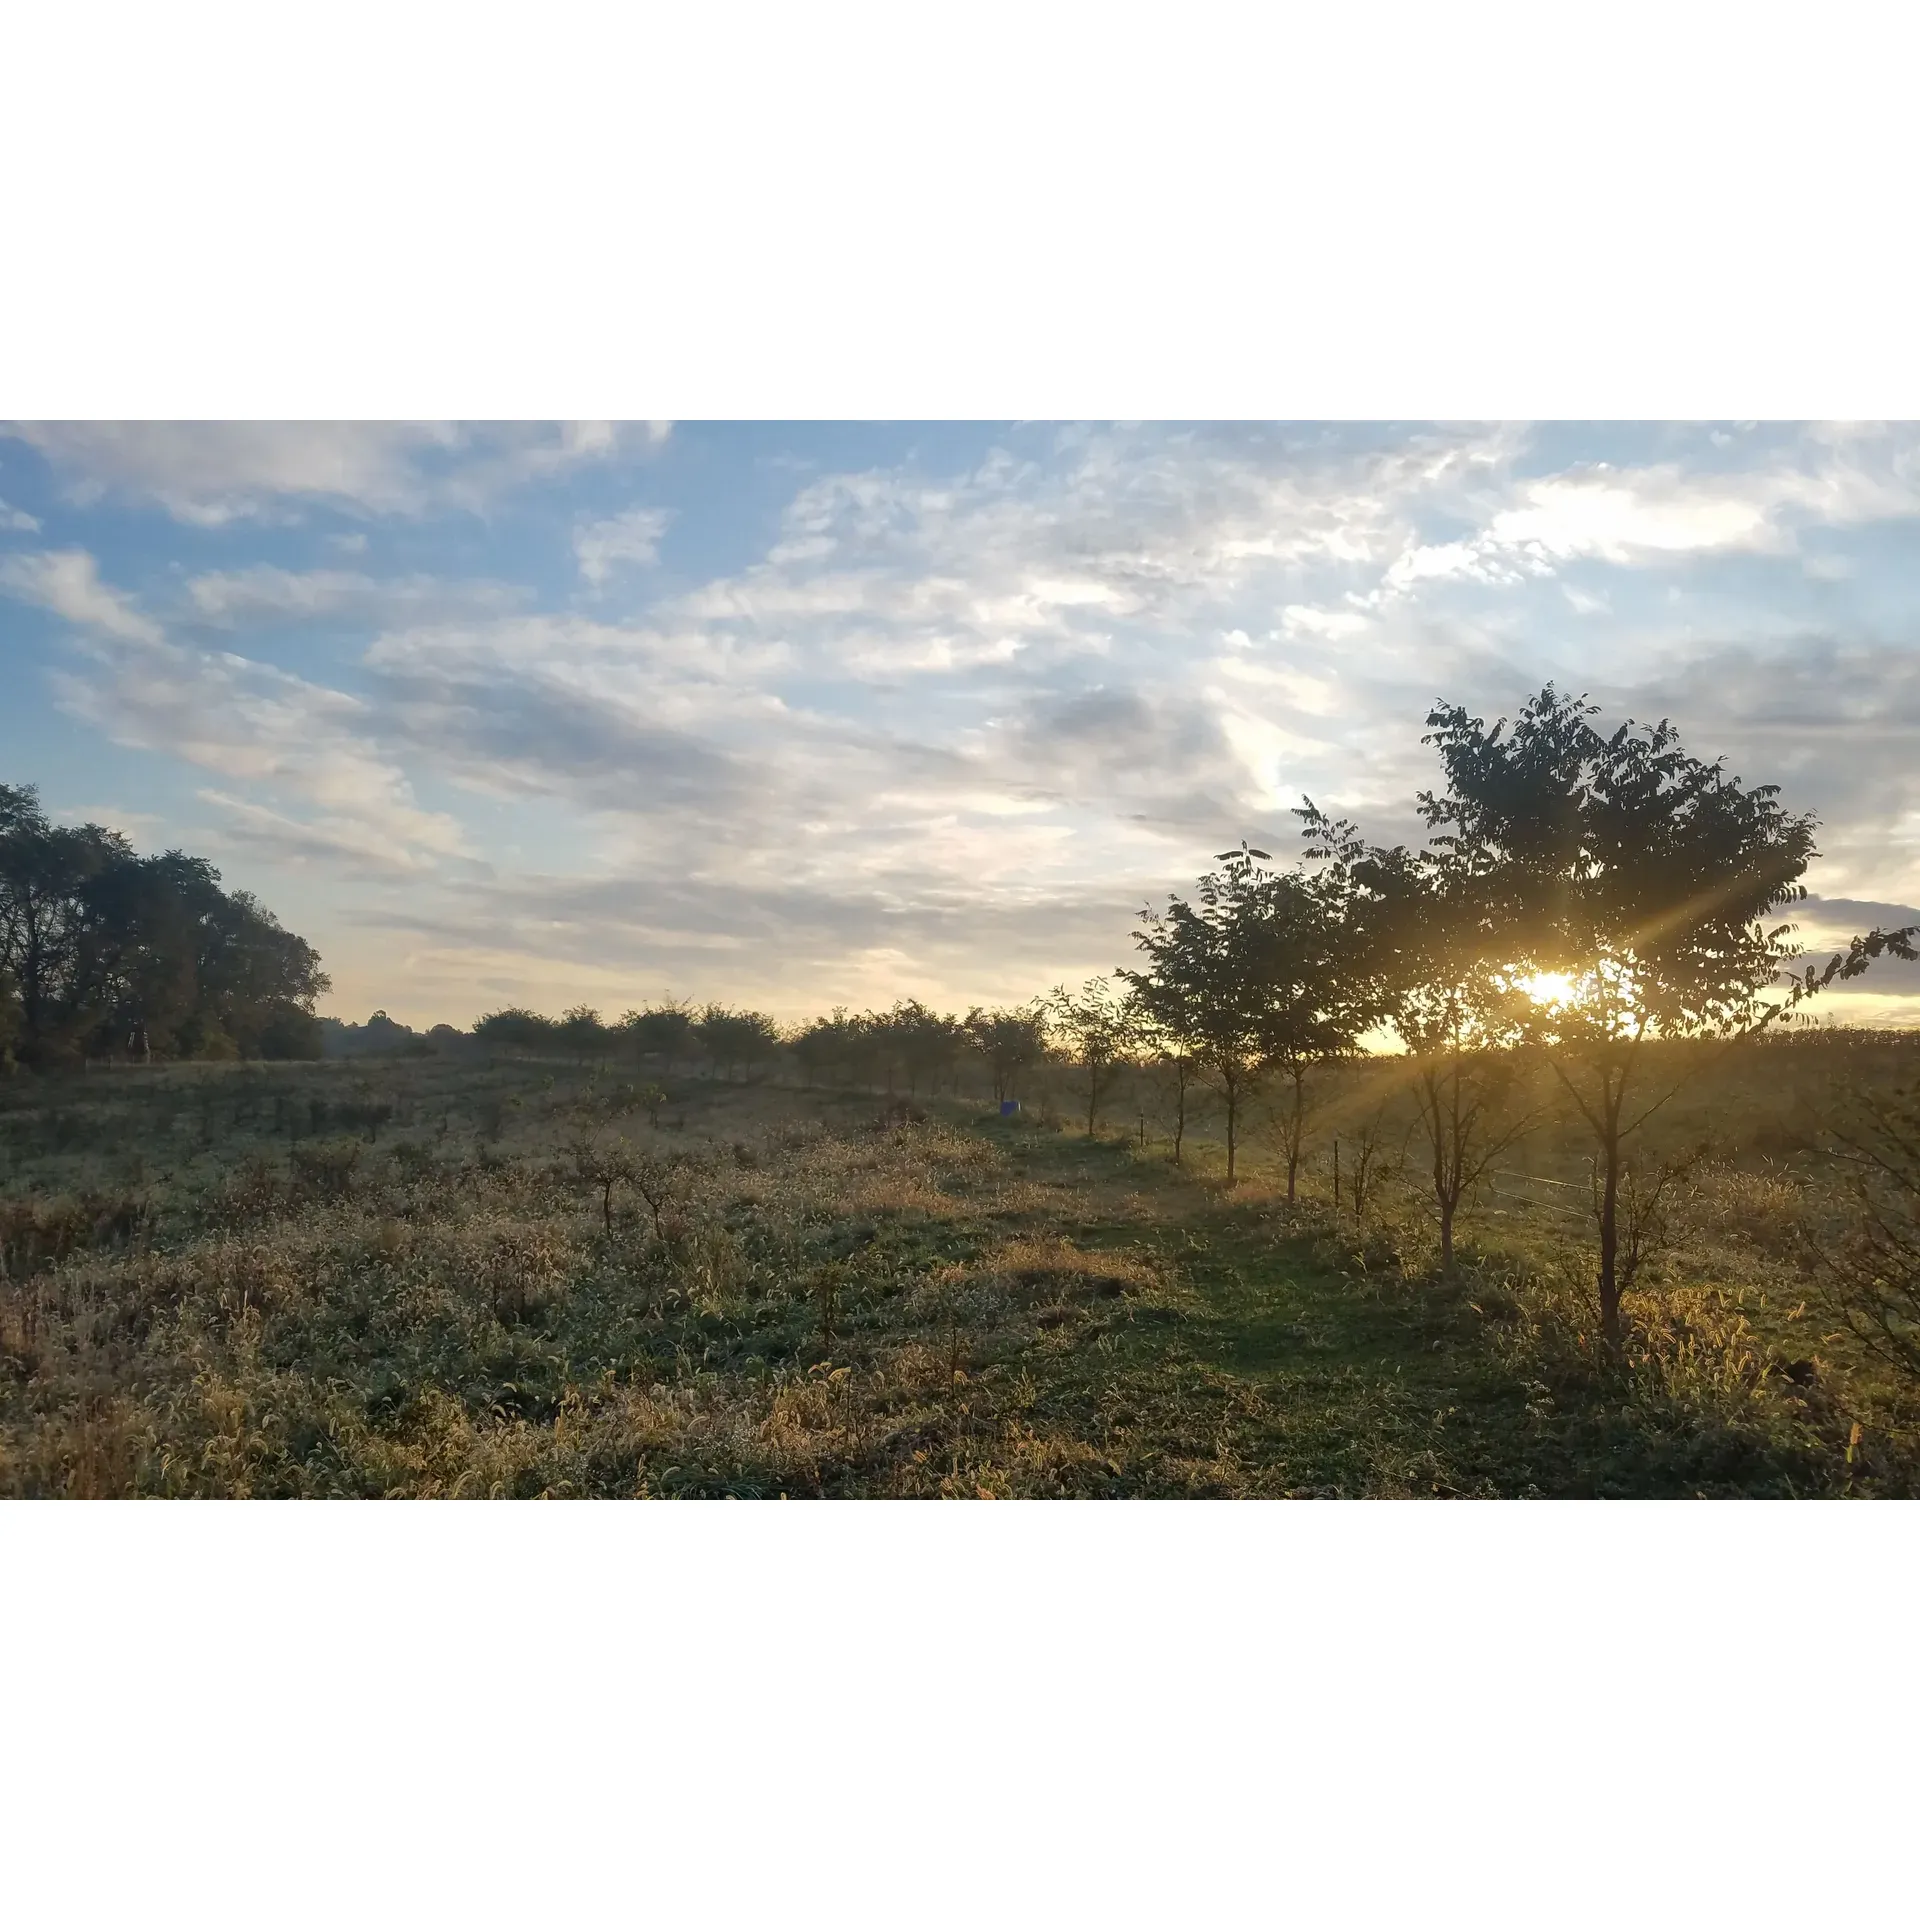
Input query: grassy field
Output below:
<box><xmin>2</xmin><ymin>1043</ymin><xmax>1916</xmax><ymax>1497</ymax></box>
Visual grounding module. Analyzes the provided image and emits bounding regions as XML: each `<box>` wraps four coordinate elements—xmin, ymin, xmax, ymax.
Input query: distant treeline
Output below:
<box><xmin>469</xmin><ymin>1000</ymin><xmax>1053</xmax><ymax>1102</ymax></box>
<box><xmin>0</xmin><ymin>785</ymin><xmax>329</xmax><ymax>1069</ymax></box>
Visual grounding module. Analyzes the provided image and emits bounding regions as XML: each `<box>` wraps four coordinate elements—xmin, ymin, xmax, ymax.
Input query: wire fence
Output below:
<box><xmin>1483</xmin><ymin>1168</ymin><xmax>1592</xmax><ymax>1218</ymax></box>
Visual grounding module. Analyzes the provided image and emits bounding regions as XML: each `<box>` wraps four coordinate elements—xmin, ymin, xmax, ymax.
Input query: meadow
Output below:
<box><xmin>3</xmin><ymin>1033</ymin><xmax>1916</xmax><ymax>1498</ymax></box>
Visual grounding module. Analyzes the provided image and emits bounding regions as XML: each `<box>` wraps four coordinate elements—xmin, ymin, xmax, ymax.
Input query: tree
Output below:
<box><xmin>1125</xmin><ymin>841</ymin><xmax>1370</xmax><ymax>1184</ymax></box>
<box><xmin>881</xmin><ymin>999</ymin><xmax>966</xmax><ymax>1098</ymax></box>
<box><xmin>695</xmin><ymin>1004</ymin><xmax>782</xmax><ymax>1082</ymax></box>
<box><xmin>1415</xmin><ymin>685</ymin><xmax>1916</xmax><ymax>1339</ymax></box>
<box><xmin>0</xmin><ymin>963</ymin><xmax>18</xmax><ymax>1067</ymax></box>
<box><xmin>1302</xmin><ymin>805</ymin><xmax>1538</xmax><ymax>1270</ymax></box>
<box><xmin>1130</xmin><ymin>999</ymin><xmax>1202</xmax><ymax>1163</ymax></box>
<box><xmin>963</xmin><ymin>1003</ymin><xmax>1050</xmax><ymax>1106</ymax></box>
<box><xmin>619</xmin><ymin>1000</ymin><xmax>701</xmax><ymax>1076</ymax></box>
<box><xmin>557</xmin><ymin>1004</ymin><xmax>613</xmax><ymax>1063</ymax></box>
<box><xmin>791</xmin><ymin>1007</ymin><xmax>866</xmax><ymax>1088</ymax></box>
<box><xmin>1047</xmin><ymin>978</ymin><xmax>1137</xmax><ymax>1136</ymax></box>
<box><xmin>0</xmin><ymin>784</ymin><xmax>328</xmax><ymax>1066</ymax></box>
<box><xmin>474</xmin><ymin>1007</ymin><xmax>555</xmax><ymax>1052</ymax></box>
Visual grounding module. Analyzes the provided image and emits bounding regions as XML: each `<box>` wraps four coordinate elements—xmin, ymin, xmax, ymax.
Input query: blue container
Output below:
<box><xmin>999</xmin><ymin>1099</ymin><xmax>1020</xmax><ymax>1117</ymax></box>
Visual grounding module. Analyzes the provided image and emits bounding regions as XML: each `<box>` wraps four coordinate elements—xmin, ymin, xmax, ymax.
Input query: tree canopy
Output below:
<box><xmin>0</xmin><ymin>783</ymin><xmax>329</xmax><ymax>1067</ymax></box>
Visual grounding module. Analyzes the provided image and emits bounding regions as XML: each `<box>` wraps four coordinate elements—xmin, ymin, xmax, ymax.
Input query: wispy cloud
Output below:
<box><xmin>2</xmin><ymin>421</ymin><xmax>645</xmax><ymax>525</ymax></box>
<box><xmin>1</xmin><ymin>547</ymin><xmax>163</xmax><ymax>643</ymax></box>
<box><xmin>573</xmin><ymin>505</ymin><xmax>673</xmax><ymax>585</ymax></box>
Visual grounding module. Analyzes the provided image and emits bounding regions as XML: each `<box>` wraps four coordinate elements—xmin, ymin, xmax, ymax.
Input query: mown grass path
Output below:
<box><xmin>971</xmin><ymin>1117</ymin><xmax>1863</xmax><ymax>1497</ymax></box>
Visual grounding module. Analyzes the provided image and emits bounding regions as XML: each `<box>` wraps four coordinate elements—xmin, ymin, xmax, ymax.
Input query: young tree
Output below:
<box><xmin>1126</xmin><ymin>842</ymin><xmax>1371</xmax><ymax>1184</ymax></box>
<box><xmin>695</xmin><ymin>1004</ymin><xmax>782</xmax><ymax>1082</ymax></box>
<box><xmin>1130</xmin><ymin>997</ymin><xmax>1202</xmax><ymax>1164</ymax></box>
<box><xmin>1416</xmin><ymin>685</ymin><xmax>1916</xmax><ymax>1339</ymax></box>
<box><xmin>882</xmin><ymin>999</ymin><xmax>966</xmax><ymax>1098</ymax></box>
<box><xmin>1047</xmin><ymin>978</ymin><xmax>1137</xmax><ymax>1137</ymax></box>
<box><xmin>619</xmin><ymin>1000</ymin><xmax>701</xmax><ymax>1076</ymax></box>
<box><xmin>963</xmin><ymin>1003</ymin><xmax>1050</xmax><ymax>1106</ymax></box>
<box><xmin>557</xmin><ymin>1004</ymin><xmax>613</xmax><ymax>1064</ymax></box>
<box><xmin>1303</xmin><ymin>808</ymin><xmax>1540</xmax><ymax>1272</ymax></box>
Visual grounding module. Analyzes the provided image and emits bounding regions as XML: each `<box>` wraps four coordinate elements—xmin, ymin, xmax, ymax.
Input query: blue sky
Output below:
<box><xmin>2</xmin><ymin>420</ymin><xmax>1917</xmax><ymax>1028</ymax></box>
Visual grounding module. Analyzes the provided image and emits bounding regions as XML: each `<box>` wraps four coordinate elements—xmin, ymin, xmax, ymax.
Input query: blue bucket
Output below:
<box><xmin>999</xmin><ymin>1099</ymin><xmax>1020</xmax><ymax>1117</ymax></box>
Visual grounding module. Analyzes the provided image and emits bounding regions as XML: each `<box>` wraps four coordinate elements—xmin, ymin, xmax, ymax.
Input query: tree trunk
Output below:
<box><xmin>1173</xmin><ymin>1073</ymin><xmax>1186</xmax><ymax>1164</ymax></box>
<box><xmin>1597</xmin><ymin>1136</ymin><xmax>1622</xmax><ymax>1346</ymax></box>
<box><xmin>1225</xmin><ymin>1083</ymin><xmax>1238</xmax><ymax>1183</ymax></box>
<box><xmin>1438</xmin><ymin>1199</ymin><xmax>1455</xmax><ymax>1276</ymax></box>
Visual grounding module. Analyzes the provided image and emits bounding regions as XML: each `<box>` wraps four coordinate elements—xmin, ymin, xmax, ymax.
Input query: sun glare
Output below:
<box><xmin>1520</xmin><ymin>970</ymin><xmax>1578</xmax><ymax>1008</ymax></box>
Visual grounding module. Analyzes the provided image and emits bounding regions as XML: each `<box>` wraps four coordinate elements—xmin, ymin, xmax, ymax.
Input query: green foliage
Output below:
<box><xmin>0</xmin><ymin>783</ymin><xmax>328</xmax><ymax>1067</ymax></box>
<box><xmin>962</xmin><ymin>1003</ymin><xmax>1050</xmax><ymax>1105</ymax></box>
<box><xmin>1046</xmin><ymin>978</ymin><xmax>1137</xmax><ymax>1137</ymax></box>
<box><xmin>474</xmin><ymin>1007</ymin><xmax>555</xmax><ymax>1051</ymax></box>
<box><xmin>694</xmin><ymin>1004</ymin><xmax>782</xmax><ymax>1081</ymax></box>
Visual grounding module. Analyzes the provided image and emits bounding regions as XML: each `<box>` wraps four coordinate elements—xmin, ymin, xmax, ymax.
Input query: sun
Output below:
<box><xmin>1519</xmin><ymin>970</ymin><xmax>1578</xmax><ymax>1009</ymax></box>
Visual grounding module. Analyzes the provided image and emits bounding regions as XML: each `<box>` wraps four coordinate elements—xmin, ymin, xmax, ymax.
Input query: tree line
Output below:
<box><xmin>471</xmin><ymin>997</ymin><xmax>1053</xmax><ymax>1103</ymax></box>
<box><xmin>0</xmin><ymin>784</ymin><xmax>329</xmax><ymax>1069</ymax></box>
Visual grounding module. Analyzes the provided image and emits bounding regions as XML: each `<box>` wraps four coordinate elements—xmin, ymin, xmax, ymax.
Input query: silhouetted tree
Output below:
<box><xmin>1047</xmin><ymin>977</ymin><xmax>1137</xmax><ymax>1136</ymax></box>
<box><xmin>474</xmin><ymin>1007</ymin><xmax>555</xmax><ymax>1051</ymax></box>
<box><xmin>963</xmin><ymin>1003</ymin><xmax>1050</xmax><ymax>1106</ymax></box>
<box><xmin>695</xmin><ymin>1004</ymin><xmax>782</xmax><ymax>1082</ymax></box>
<box><xmin>1416</xmin><ymin>685</ymin><xmax>1916</xmax><ymax>1338</ymax></box>
<box><xmin>1126</xmin><ymin>841</ymin><xmax>1370</xmax><ymax>1183</ymax></box>
<box><xmin>557</xmin><ymin>1004</ymin><xmax>613</xmax><ymax>1063</ymax></box>
<box><xmin>0</xmin><ymin>784</ymin><xmax>327</xmax><ymax>1065</ymax></box>
<box><xmin>620</xmin><ymin>1000</ymin><xmax>701</xmax><ymax>1076</ymax></box>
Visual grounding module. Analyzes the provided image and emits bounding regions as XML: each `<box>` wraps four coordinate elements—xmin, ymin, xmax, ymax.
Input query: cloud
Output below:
<box><xmin>0</xmin><ymin>498</ymin><xmax>39</xmax><ymax>533</ymax></box>
<box><xmin>46</xmin><ymin>614</ymin><xmax>472</xmax><ymax>872</ymax></box>
<box><xmin>1</xmin><ymin>421</ymin><xmax>645</xmax><ymax>525</ymax></box>
<box><xmin>183</xmin><ymin>565</ymin><xmax>521</xmax><ymax>625</ymax></box>
<box><xmin>195</xmin><ymin>791</ymin><xmax>448</xmax><ymax>876</ymax></box>
<box><xmin>1369</xmin><ymin>433</ymin><xmax>1920</xmax><ymax>607</ymax></box>
<box><xmin>0</xmin><ymin>548</ymin><xmax>163</xmax><ymax>642</ymax></box>
<box><xmin>573</xmin><ymin>505</ymin><xmax>673</xmax><ymax>585</ymax></box>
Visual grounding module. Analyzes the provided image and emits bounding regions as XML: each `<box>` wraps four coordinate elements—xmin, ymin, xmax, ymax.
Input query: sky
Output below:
<box><xmin>1</xmin><ymin>419</ymin><xmax>1917</xmax><ymax>1030</ymax></box>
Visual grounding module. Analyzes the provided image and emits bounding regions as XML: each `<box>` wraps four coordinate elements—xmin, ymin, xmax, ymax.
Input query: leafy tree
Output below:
<box><xmin>1302</xmin><ymin>805</ymin><xmax>1538</xmax><ymax>1270</ymax></box>
<box><xmin>963</xmin><ymin>1003</ymin><xmax>1050</xmax><ymax>1106</ymax></box>
<box><xmin>1047</xmin><ymin>977</ymin><xmax>1137</xmax><ymax>1137</ymax></box>
<box><xmin>791</xmin><ymin>1007</ymin><xmax>866</xmax><ymax>1088</ymax></box>
<box><xmin>620</xmin><ymin>1000</ymin><xmax>701</xmax><ymax>1075</ymax></box>
<box><xmin>1124</xmin><ymin>981</ymin><xmax>1202</xmax><ymax>1161</ymax></box>
<box><xmin>695</xmin><ymin>1004</ymin><xmax>782</xmax><ymax>1082</ymax></box>
<box><xmin>474</xmin><ymin>1007</ymin><xmax>555</xmax><ymax>1051</ymax></box>
<box><xmin>557</xmin><ymin>1004</ymin><xmax>613</xmax><ymax>1063</ymax></box>
<box><xmin>881</xmin><ymin>999</ymin><xmax>966</xmax><ymax>1098</ymax></box>
<box><xmin>1126</xmin><ymin>841</ymin><xmax>1370</xmax><ymax>1183</ymax></box>
<box><xmin>1415</xmin><ymin>685</ymin><xmax>1916</xmax><ymax>1339</ymax></box>
<box><xmin>0</xmin><ymin>783</ymin><xmax>327</xmax><ymax>1065</ymax></box>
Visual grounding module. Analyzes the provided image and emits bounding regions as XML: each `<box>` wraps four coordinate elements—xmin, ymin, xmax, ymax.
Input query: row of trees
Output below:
<box><xmin>467</xmin><ymin>686</ymin><xmax>1918</xmax><ymax>1348</ymax></box>
<box><xmin>471</xmin><ymin>996</ymin><xmax>1054</xmax><ymax>1101</ymax></box>
<box><xmin>1117</xmin><ymin>686</ymin><xmax>1916</xmax><ymax>1341</ymax></box>
<box><xmin>0</xmin><ymin>785</ymin><xmax>330</xmax><ymax>1068</ymax></box>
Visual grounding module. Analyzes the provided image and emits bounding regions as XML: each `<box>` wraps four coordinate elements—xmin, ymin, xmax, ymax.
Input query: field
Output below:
<box><xmin>2</xmin><ymin>1039</ymin><xmax>1917</xmax><ymax>1497</ymax></box>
